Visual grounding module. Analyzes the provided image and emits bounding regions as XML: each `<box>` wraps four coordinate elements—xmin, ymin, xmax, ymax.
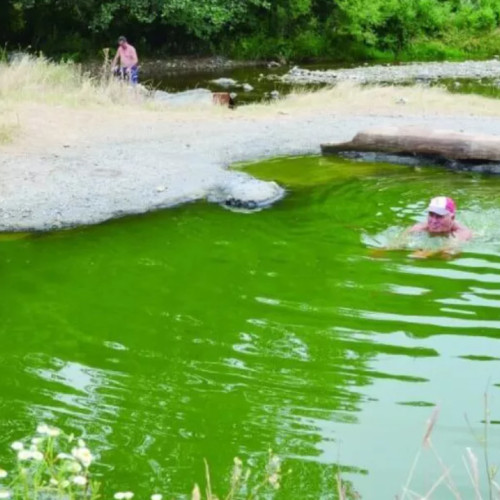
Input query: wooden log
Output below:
<box><xmin>321</xmin><ymin>126</ymin><xmax>500</xmax><ymax>161</ymax></box>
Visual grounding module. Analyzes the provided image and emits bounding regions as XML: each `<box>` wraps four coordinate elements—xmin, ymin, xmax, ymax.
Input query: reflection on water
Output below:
<box><xmin>1</xmin><ymin>156</ymin><xmax>500</xmax><ymax>498</ymax></box>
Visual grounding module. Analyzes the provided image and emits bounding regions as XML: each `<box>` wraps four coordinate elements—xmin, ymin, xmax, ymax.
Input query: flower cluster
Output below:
<box><xmin>0</xmin><ymin>423</ymin><xmax>280</xmax><ymax>500</ymax></box>
<box><xmin>1</xmin><ymin>423</ymin><xmax>99</xmax><ymax>500</ymax></box>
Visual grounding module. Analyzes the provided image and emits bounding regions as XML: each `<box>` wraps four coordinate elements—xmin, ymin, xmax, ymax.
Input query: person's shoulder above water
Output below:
<box><xmin>450</xmin><ymin>220</ymin><xmax>473</xmax><ymax>241</ymax></box>
<box><xmin>408</xmin><ymin>195</ymin><xmax>472</xmax><ymax>240</ymax></box>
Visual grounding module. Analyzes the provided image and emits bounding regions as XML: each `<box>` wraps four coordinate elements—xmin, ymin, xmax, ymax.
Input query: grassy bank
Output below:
<box><xmin>0</xmin><ymin>56</ymin><xmax>164</xmax><ymax>148</ymax></box>
<box><xmin>4</xmin><ymin>56</ymin><xmax>500</xmax><ymax>150</ymax></box>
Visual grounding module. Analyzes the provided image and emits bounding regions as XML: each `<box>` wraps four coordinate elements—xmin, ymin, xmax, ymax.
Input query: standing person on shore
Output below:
<box><xmin>111</xmin><ymin>36</ymin><xmax>139</xmax><ymax>85</ymax></box>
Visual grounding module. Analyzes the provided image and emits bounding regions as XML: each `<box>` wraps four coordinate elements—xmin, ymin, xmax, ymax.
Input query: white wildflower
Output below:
<box><xmin>56</xmin><ymin>452</ymin><xmax>74</xmax><ymax>460</ymax></box>
<box><xmin>72</xmin><ymin>475</ymin><xmax>87</xmax><ymax>486</ymax></box>
<box><xmin>114</xmin><ymin>492</ymin><xmax>134</xmax><ymax>500</ymax></box>
<box><xmin>31</xmin><ymin>438</ymin><xmax>43</xmax><ymax>446</ymax></box>
<box><xmin>0</xmin><ymin>470</ymin><xmax>7</xmax><ymax>479</ymax></box>
<box><xmin>71</xmin><ymin>447</ymin><xmax>93</xmax><ymax>468</ymax></box>
<box><xmin>36</xmin><ymin>424</ymin><xmax>60</xmax><ymax>437</ymax></box>
<box><xmin>77</xmin><ymin>439</ymin><xmax>86</xmax><ymax>448</ymax></box>
<box><xmin>49</xmin><ymin>478</ymin><xmax>59</xmax><ymax>486</ymax></box>
<box><xmin>48</xmin><ymin>427</ymin><xmax>61</xmax><ymax>437</ymax></box>
<box><xmin>69</xmin><ymin>462</ymin><xmax>82</xmax><ymax>473</ymax></box>
<box><xmin>268</xmin><ymin>473</ymin><xmax>280</xmax><ymax>489</ymax></box>
<box><xmin>17</xmin><ymin>450</ymin><xmax>32</xmax><ymax>461</ymax></box>
<box><xmin>10</xmin><ymin>442</ymin><xmax>23</xmax><ymax>451</ymax></box>
<box><xmin>0</xmin><ymin>490</ymin><xmax>10</xmax><ymax>499</ymax></box>
<box><xmin>151</xmin><ymin>494</ymin><xmax>162</xmax><ymax>500</ymax></box>
<box><xmin>17</xmin><ymin>450</ymin><xmax>43</xmax><ymax>461</ymax></box>
<box><xmin>36</xmin><ymin>424</ymin><xmax>50</xmax><ymax>435</ymax></box>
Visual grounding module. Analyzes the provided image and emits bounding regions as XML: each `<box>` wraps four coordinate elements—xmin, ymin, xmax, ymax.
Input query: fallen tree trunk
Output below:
<box><xmin>321</xmin><ymin>126</ymin><xmax>500</xmax><ymax>161</ymax></box>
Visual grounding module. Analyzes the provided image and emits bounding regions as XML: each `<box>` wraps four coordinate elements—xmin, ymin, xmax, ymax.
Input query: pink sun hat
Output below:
<box><xmin>427</xmin><ymin>196</ymin><xmax>456</xmax><ymax>216</ymax></box>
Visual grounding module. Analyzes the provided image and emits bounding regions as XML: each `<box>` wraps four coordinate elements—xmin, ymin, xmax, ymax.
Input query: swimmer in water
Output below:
<box><xmin>369</xmin><ymin>196</ymin><xmax>472</xmax><ymax>259</ymax></box>
<box><xmin>407</xmin><ymin>196</ymin><xmax>472</xmax><ymax>258</ymax></box>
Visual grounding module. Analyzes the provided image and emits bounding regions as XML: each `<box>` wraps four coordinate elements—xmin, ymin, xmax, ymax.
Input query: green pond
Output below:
<box><xmin>2</xmin><ymin>156</ymin><xmax>500</xmax><ymax>499</ymax></box>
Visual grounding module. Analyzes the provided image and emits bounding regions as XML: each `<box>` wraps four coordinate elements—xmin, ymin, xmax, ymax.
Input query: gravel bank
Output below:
<box><xmin>3</xmin><ymin>91</ymin><xmax>500</xmax><ymax>232</ymax></box>
<box><xmin>280</xmin><ymin>59</ymin><xmax>500</xmax><ymax>85</ymax></box>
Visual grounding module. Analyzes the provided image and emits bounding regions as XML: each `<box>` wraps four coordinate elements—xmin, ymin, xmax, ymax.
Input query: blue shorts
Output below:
<box><xmin>118</xmin><ymin>65</ymin><xmax>139</xmax><ymax>85</ymax></box>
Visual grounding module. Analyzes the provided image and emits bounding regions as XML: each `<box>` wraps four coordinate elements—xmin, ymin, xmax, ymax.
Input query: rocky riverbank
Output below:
<box><xmin>278</xmin><ymin>59</ymin><xmax>500</xmax><ymax>85</ymax></box>
<box><xmin>4</xmin><ymin>73</ymin><xmax>500</xmax><ymax>232</ymax></box>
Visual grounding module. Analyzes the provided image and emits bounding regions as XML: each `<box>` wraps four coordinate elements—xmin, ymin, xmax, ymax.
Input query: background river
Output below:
<box><xmin>1</xmin><ymin>156</ymin><xmax>500</xmax><ymax>498</ymax></box>
<box><xmin>142</xmin><ymin>61</ymin><xmax>500</xmax><ymax>105</ymax></box>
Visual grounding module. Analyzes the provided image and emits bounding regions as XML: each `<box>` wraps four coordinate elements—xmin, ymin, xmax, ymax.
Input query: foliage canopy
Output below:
<box><xmin>2</xmin><ymin>0</ymin><xmax>500</xmax><ymax>60</ymax></box>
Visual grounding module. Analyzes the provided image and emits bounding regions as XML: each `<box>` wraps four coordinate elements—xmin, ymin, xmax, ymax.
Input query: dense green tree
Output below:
<box><xmin>2</xmin><ymin>0</ymin><xmax>500</xmax><ymax>60</ymax></box>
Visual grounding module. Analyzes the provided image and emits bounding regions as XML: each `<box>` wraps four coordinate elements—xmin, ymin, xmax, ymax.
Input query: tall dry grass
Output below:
<box><xmin>397</xmin><ymin>395</ymin><xmax>500</xmax><ymax>500</ymax></box>
<box><xmin>0</xmin><ymin>55</ymin><xmax>142</xmax><ymax>108</ymax></box>
<box><xmin>242</xmin><ymin>81</ymin><xmax>500</xmax><ymax>117</ymax></box>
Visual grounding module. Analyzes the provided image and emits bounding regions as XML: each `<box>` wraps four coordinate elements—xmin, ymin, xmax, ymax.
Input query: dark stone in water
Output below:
<box><xmin>224</xmin><ymin>198</ymin><xmax>259</xmax><ymax>210</ymax></box>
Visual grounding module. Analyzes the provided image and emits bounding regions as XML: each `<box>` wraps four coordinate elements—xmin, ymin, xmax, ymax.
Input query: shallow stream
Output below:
<box><xmin>144</xmin><ymin>62</ymin><xmax>500</xmax><ymax>105</ymax></box>
<box><xmin>1</xmin><ymin>156</ymin><xmax>500</xmax><ymax>498</ymax></box>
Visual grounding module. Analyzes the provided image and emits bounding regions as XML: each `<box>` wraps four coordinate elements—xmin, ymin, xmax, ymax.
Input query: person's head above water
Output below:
<box><xmin>407</xmin><ymin>195</ymin><xmax>471</xmax><ymax>243</ymax></box>
<box><xmin>426</xmin><ymin>196</ymin><xmax>456</xmax><ymax>234</ymax></box>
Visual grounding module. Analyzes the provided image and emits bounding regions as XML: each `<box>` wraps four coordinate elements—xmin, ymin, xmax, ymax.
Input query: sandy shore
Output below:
<box><xmin>3</xmin><ymin>84</ymin><xmax>500</xmax><ymax>232</ymax></box>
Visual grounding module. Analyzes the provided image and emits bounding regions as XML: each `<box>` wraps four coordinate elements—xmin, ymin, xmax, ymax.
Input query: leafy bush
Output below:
<box><xmin>291</xmin><ymin>30</ymin><xmax>327</xmax><ymax>60</ymax></box>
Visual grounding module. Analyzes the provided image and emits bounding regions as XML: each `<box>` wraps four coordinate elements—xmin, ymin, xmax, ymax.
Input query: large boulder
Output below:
<box><xmin>208</xmin><ymin>173</ymin><xmax>285</xmax><ymax>211</ymax></box>
<box><xmin>152</xmin><ymin>88</ymin><xmax>213</xmax><ymax>106</ymax></box>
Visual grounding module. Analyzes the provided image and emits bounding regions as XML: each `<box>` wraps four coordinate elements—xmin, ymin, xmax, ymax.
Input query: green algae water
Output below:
<box><xmin>2</xmin><ymin>155</ymin><xmax>500</xmax><ymax>498</ymax></box>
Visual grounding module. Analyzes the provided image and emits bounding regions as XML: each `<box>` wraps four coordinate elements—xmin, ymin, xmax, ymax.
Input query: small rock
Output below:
<box><xmin>211</xmin><ymin>77</ymin><xmax>237</xmax><ymax>88</ymax></box>
<box><xmin>270</xmin><ymin>90</ymin><xmax>280</xmax><ymax>99</ymax></box>
<box><xmin>242</xmin><ymin>83</ymin><xmax>254</xmax><ymax>92</ymax></box>
<box><xmin>395</xmin><ymin>97</ymin><xmax>408</xmax><ymax>104</ymax></box>
<box><xmin>267</xmin><ymin>61</ymin><xmax>281</xmax><ymax>68</ymax></box>
<box><xmin>156</xmin><ymin>186</ymin><xmax>167</xmax><ymax>193</ymax></box>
